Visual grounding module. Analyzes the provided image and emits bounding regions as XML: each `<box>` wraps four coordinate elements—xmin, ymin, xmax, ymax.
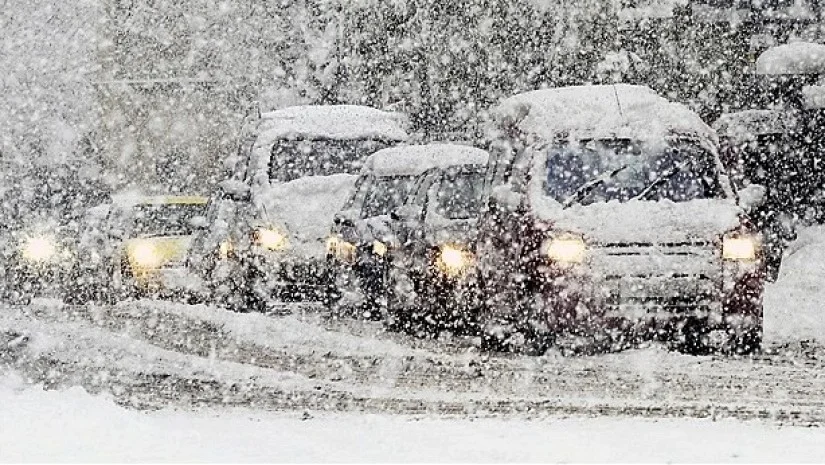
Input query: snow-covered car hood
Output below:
<box><xmin>255</xmin><ymin>174</ymin><xmax>357</xmax><ymax>259</ymax></box>
<box><xmin>537</xmin><ymin>198</ymin><xmax>743</xmax><ymax>245</ymax></box>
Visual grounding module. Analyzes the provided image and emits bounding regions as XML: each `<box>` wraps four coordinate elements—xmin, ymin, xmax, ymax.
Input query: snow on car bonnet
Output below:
<box><xmin>493</xmin><ymin>84</ymin><xmax>716</xmax><ymax>148</ymax></box>
<box><xmin>256</xmin><ymin>173</ymin><xmax>356</xmax><ymax>259</ymax></box>
<box><xmin>363</xmin><ymin>143</ymin><xmax>489</xmax><ymax>177</ymax></box>
<box><xmin>756</xmin><ymin>42</ymin><xmax>825</xmax><ymax>75</ymax></box>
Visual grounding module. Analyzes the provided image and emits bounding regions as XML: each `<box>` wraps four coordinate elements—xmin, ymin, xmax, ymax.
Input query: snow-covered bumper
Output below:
<box><xmin>327</xmin><ymin>244</ymin><xmax>390</xmax><ymax>311</ymax></box>
<box><xmin>494</xmin><ymin>242</ymin><xmax>764</xmax><ymax>344</ymax></box>
<box><xmin>247</xmin><ymin>249</ymin><xmax>331</xmax><ymax>301</ymax></box>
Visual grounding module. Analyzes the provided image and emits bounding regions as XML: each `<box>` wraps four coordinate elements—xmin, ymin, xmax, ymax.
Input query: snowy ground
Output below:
<box><xmin>3</xmin><ymin>227</ymin><xmax>825</xmax><ymax>460</ymax></box>
<box><xmin>2</xmin><ymin>373</ymin><xmax>825</xmax><ymax>463</ymax></box>
<box><xmin>764</xmin><ymin>225</ymin><xmax>825</xmax><ymax>344</ymax></box>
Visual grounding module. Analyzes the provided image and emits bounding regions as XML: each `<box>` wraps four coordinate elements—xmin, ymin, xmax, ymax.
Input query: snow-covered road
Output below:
<box><xmin>2</xmin><ymin>372</ymin><xmax>825</xmax><ymax>463</ymax></box>
<box><xmin>2</xmin><ymin>297</ymin><xmax>825</xmax><ymax>425</ymax></box>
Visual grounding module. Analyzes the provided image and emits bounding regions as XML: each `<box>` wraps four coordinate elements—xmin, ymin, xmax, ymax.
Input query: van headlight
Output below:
<box><xmin>21</xmin><ymin>235</ymin><xmax>57</xmax><ymax>263</ymax></box>
<box><xmin>372</xmin><ymin>240</ymin><xmax>388</xmax><ymax>257</ymax></box>
<box><xmin>435</xmin><ymin>244</ymin><xmax>473</xmax><ymax>277</ymax></box>
<box><xmin>543</xmin><ymin>235</ymin><xmax>586</xmax><ymax>263</ymax></box>
<box><xmin>723</xmin><ymin>235</ymin><xmax>758</xmax><ymax>261</ymax></box>
<box><xmin>218</xmin><ymin>239</ymin><xmax>234</xmax><ymax>260</ymax></box>
<box><xmin>128</xmin><ymin>241</ymin><xmax>163</xmax><ymax>269</ymax></box>
<box><xmin>254</xmin><ymin>228</ymin><xmax>288</xmax><ymax>251</ymax></box>
<box><xmin>326</xmin><ymin>235</ymin><xmax>356</xmax><ymax>263</ymax></box>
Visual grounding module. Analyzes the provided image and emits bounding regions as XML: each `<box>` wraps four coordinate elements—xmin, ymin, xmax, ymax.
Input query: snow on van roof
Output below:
<box><xmin>756</xmin><ymin>42</ymin><xmax>825</xmax><ymax>75</ymax></box>
<box><xmin>493</xmin><ymin>84</ymin><xmax>715</xmax><ymax>147</ymax></box>
<box><xmin>712</xmin><ymin>110</ymin><xmax>796</xmax><ymax>141</ymax></box>
<box><xmin>364</xmin><ymin>143</ymin><xmax>489</xmax><ymax>177</ymax></box>
<box><xmin>256</xmin><ymin>105</ymin><xmax>409</xmax><ymax>142</ymax></box>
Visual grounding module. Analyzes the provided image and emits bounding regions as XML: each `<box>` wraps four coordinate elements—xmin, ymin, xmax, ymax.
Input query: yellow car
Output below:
<box><xmin>113</xmin><ymin>195</ymin><xmax>207</xmax><ymax>298</ymax></box>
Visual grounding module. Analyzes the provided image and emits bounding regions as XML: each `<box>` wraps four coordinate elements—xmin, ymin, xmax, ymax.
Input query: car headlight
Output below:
<box><xmin>435</xmin><ymin>244</ymin><xmax>473</xmax><ymax>277</ymax></box>
<box><xmin>543</xmin><ymin>236</ymin><xmax>586</xmax><ymax>263</ymax></box>
<box><xmin>218</xmin><ymin>239</ymin><xmax>234</xmax><ymax>260</ymax></box>
<box><xmin>21</xmin><ymin>235</ymin><xmax>57</xmax><ymax>263</ymax></box>
<box><xmin>372</xmin><ymin>240</ymin><xmax>388</xmax><ymax>257</ymax></box>
<box><xmin>254</xmin><ymin>228</ymin><xmax>288</xmax><ymax>251</ymax></box>
<box><xmin>723</xmin><ymin>235</ymin><xmax>758</xmax><ymax>261</ymax></box>
<box><xmin>326</xmin><ymin>235</ymin><xmax>357</xmax><ymax>263</ymax></box>
<box><xmin>128</xmin><ymin>241</ymin><xmax>163</xmax><ymax>269</ymax></box>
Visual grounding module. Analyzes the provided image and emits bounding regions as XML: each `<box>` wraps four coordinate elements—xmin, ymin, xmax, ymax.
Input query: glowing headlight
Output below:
<box><xmin>21</xmin><ymin>236</ymin><xmax>57</xmax><ymax>263</ymax></box>
<box><xmin>218</xmin><ymin>239</ymin><xmax>233</xmax><ymax>260</ymax></box>
<box><xmin>436</xmin><ymin>244</ymin><xmax>473</xmax><ymax>277</ymax></box>
<box><xmin>372</xmin><ymin>240</ymin><xmax>388</xmax><ymax>257</ymax></box>
<box><xmin>128</xmin><ymin>241</ymin><xmax>163</xmax><ymax>268</ymax></box>
<box><xmin>326</xmin><ymin>235</ymin><xmax>356</xmax><ymax>263</ymax></box>
<box><xmin>543</xmin><ymin>236</ymin><xmax>586</xmax><ymax>263</ymax></box>
<box><xmin>723</xmin><ymin>235</ymin><xmax>758</xmax><ymax>261</ymax></box>
<box><xmin>255</xmin><ymin>228</ymin><xmax>288</xmax><ymax>251</ymax></box>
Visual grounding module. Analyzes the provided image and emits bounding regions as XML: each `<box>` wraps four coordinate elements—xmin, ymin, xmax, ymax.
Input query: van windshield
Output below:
<box><xmin>269</xmin><ymin>139</ymin><xmax>390</xmax><ymax>182</ymax></box>
<box><xmin>361</xmin><ymin>175</ymin><xmax>417</xmax><ymax>218</ymax></box>
<box><xmin>544</xmin><ymin>139</ymin><xmax>724</xmax><ymax>205</ymax></box>
<box><xmin>434</xmin><ymin>170</ymin><xmax>486</xmax><ymax>220</ymax></box>
<box><xmin>132</xmin><ymin>203</ymin><xmax>206</xmax><ymax>237</ymax></box>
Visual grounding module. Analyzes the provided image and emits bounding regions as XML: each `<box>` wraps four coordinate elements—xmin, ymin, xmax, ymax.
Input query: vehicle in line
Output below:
<box><xmin>187</xmin><ymin>105</ymin><xmax>409</xmax><ymax>312</ymax></box>
<box><xmin>325</xmin><ymin>143</ymin><xmax>489</xmax><ymax>322</ymax></box>
<box><xmin>713</xmin><ymin>109</ymin><xmax>799</xmax><ymax>281</ymax></box>
<box><xmin>475</xmin><ymin>84</ymin><xmax>766</xmax><ymax>355</ymax></box>
<box><xmin>105</xmin><ymin>195</ymin><xmax>209</xmax><ymax>301</ymax></box>
<box><xmin>0</xmin><ymin>164</ymin><xmax>109</xmax><ymax>304</ymax></box>
<box><xmin>382</xmin><ymin>145</ymin><xmax>490</xmax><ymax>336</ymax></box>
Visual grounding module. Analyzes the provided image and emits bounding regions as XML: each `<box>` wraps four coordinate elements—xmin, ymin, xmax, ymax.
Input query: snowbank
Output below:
<box><xmin>764</xmin><ymin>225</ymin><xmax>825</xmax><ymax>344</ymax></box>
<box><xmin>494</xmin><ymin>84</ymin><xmax>716</xmax><ymax>149</ymax></box>
<box><xmin>2</xmin><ymin>374</ymin><xmax>824</xmax><ymax>462</ymax></box>
<box><xmin>756</xmin><ymin>42</ymin><xmax>825</xmax><ymax>75</ymax></box>
<box><xmin>364</xmin><ymin>143</ymin><xmax>489</xmax><ymax>177</ymax></box>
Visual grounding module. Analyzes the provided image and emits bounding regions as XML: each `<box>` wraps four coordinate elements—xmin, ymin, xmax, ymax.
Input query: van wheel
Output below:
<box><xmin>677</xmin><ymin>316</ymin><xmax>763</xmax><ymax>356</ymax></box>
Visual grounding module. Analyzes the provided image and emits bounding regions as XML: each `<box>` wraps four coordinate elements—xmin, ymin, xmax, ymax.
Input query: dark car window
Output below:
<box><xmin>433</xmin><ymin>169</ymin><xmax>486</xmax><ymax>220</ymax></box>
<box><xmin>132</xmin><ymin>203</ymin><xmax>206</xmax><ymax>237</ymax></box>
<box><xmin>544</xmin><ymin>139</ymin><xmax>724</xmax><ymax>205</ymax></box>
<box><xmin>269</xmin><ymin>139</ymin><xmax>390</xmax><ymax>182</ymax></box>
<box><xmin>361</xmin><ymin>175</ymin><xmax>417</xmax><ymax>218</ymax></box>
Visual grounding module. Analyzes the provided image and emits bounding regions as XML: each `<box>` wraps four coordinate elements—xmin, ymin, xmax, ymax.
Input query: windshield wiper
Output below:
<box><xmin>630</xmin><ymin>160</ymin><xmax>692</xmax><ymax>202</ymax></box>
<box><xmin>562</xmin><ymin>165</ymin><xmax>628</xmax><ymax>209</ymax></box>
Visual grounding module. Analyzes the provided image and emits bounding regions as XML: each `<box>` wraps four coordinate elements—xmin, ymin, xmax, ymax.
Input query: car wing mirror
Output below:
<box><xmin>391</xmin><ymin>205</ymin><xmax>422</xmax><ymax>222</ymax></box>
<box><xmin>189</xmin><ymin>215</ymin><xmax>209</xmax><ymax>230</ymax></box>
<box><xmin>219</xmin><ymin>179</ymin><xmax>251</xmax><ymax>202</ymax></box>
<box><xmin>737</xmin><ymin>184</ymin><xmax>767</xmax><ymax>212</ymax></box>
<box><xmin>490</xmin><ymin>185</ymin><xmax>524</xmax><ymax>212</ymax></box>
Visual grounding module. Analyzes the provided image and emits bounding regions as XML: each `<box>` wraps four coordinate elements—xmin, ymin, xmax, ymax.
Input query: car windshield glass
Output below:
<box><xmin>361</xmin><ymin>175</ymin><xmax>417</xmax><ymax>218</ymax></box>
<box><xmin>544</xmin><ymin>139</ymin><xmax>723</xmax><ymax>205</ymax></box>
<box><xmin>269</xmin><ymin>139</ymin><xmax>390</xmax><ymax>182</ymax></box>
<box><xmin>434</xmin><ymin>170</ymin><xmax>486</xmax><ymax>219</ymax></box>
<box><xmin>131</xmin><ymin>203</ymin><xmax>206</xmax><ymax>237</ymax></box>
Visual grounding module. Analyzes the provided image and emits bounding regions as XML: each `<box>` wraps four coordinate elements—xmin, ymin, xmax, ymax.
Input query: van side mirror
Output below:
<box><xmin>391</xmin><ymin>205</ymin><xmax>422</xmax><ymax>222</ymax></box>
<box><xmin>490</xmin><ymin>185</ymin><xmax>524</xmax><ymax>212</ymax></box>
<box><xmin>189</xmin><ymin>215</ymin><xmax>209</xmax><ymax>230</ymax></box>
<box><xmin>219</xmin><ymin>180</ymin><xmax>251</xmax><ymax>202</ymax></box>
<box><xmin>738</xmin><ymin>184</ymin><xmax>767</xmax><ymax>212</ymax></box>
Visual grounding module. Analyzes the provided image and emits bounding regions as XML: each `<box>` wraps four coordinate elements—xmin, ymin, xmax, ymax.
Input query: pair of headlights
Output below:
<box><xmin>542</xmin><ymin>234</ymin><xmax>760</xmax><ymax>263</ymax></box>
<box><xmin>326</xmin><ymin>235</ymin><xmax>387</xmax><ymax>263</ymax></box>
